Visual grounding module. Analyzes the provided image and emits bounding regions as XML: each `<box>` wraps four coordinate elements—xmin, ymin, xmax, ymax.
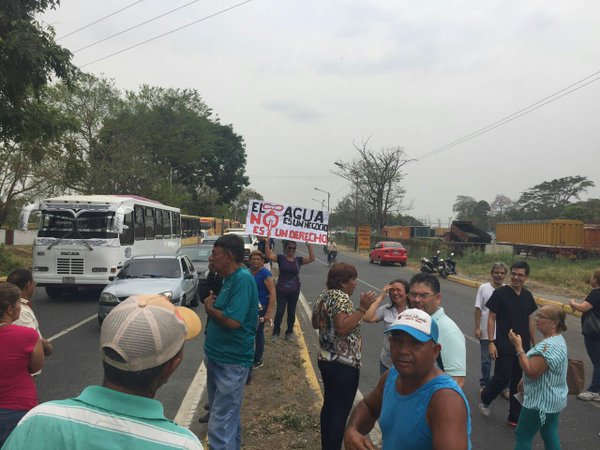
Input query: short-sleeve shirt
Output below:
<box><xmin>523</xmin><ymin>335</ymin><xmax>568</xmax><ymax>424</ymax></box>
<box><xmin>253</xmin><ymin>267</ymin><xmax>272</xmax><ymax>309</ymax></box>
<box><xmin>312</xmin><ymin>289</ymin><xmax>362</xmax><ymax>368</ymax></box>
<box><xmin>486</xmin><ymin>285</ymin><xmax>538</xmax><ymax>351</ymax></box>
<box><xmin>2</xmin><ymin>385</ymin><xmax>203</xmax><ymax>450</ymax></box>
<box><xmin>375</xmin><ymin>305</ymin><xmax>403</xmax><ymax>368</ymax></box>
<box><xmin>204</xmin><ymin>266</ymin><xmax>258</xmax><ymax>367</ymax></box>
<box><xmin>474</xmin><ymin>283</ymin><xmax>503</xmax><ymax>340</ymax></box>
<box><xmin>582</xmin><ymin>288</ymin><xmax>600</xmax><ymax>330</ymax></box>
<box><xmin>432</xmin><ymin>308</ymin><xmax>467</xmax><ymax>377</ymax></box>
<box><xmin>13</xmin><ymin>299</ymin><xmax>41</xmax><ymax>335</ymax></box>
<box><xmin>0</xmin><ymin>324</ymin><xmax>39</xmax><ymax>410</ymax></box>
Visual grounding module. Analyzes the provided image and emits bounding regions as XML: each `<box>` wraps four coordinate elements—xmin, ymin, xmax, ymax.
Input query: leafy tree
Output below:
<box><xmin>227</xmin><ymin>188</ymin><xmax>264</xmax><ymax>223</ymax></box>
<box><xmin>335</xmin><ymin>140</ymin><xmax>413</xmax><ymax>231</ymax></box>
<box><xmin>0</xmin><ymin>0</ymin><xmax>77</xmax><ymax>144</ymax></box>
<box><xmin>452</xmin><ymin>196</ymin><xmax>490</xmax><ymax>229</ymax></box>
<box><xmin>517</xmin><ymin>175</ymin><xmax>594</xmax><ymax>219</ymax></box>
<box><xmin>561</xmin><ymin>199</ymin><xmax>600</xmax><ymax>223</ymax></box>
<box><xmin>329</xmin><ymin>193</ymin><xmax>371</xmax><ymax>230</ymax></box>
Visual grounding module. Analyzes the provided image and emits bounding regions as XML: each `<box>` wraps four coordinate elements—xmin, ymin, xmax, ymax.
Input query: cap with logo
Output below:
<box><xmin>100</xmin><ymin>294</ymin><xmax>202</xmax><ymax>371</ymax></box>
<box><xmin>385</xmin><ymin>308</ymin><xmax>439</xmax><ymax>343</ymax></box>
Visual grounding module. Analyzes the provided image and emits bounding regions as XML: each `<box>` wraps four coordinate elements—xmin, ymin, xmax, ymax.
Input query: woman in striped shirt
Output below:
<box><xmin>508</xmin><ymin>305</ymin><xmax>568</xmax><ymax>450</ymax></box>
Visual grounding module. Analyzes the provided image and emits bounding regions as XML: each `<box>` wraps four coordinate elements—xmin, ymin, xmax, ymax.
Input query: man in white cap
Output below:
<box><xmin>3</xmin><ymin>294</ymin><xmax>203</xmax><ymax>450</ymax></box>
<box><xmin>344</xmin><ymin>308</ymin><xmax>471</xmax><ymax>450</ymax></box>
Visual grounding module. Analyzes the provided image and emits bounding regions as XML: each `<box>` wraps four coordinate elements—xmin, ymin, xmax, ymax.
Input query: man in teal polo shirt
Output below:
<box><xmin>204</xmin><ymin>234</ymin><xmax>258</xmax><ymax>450</ymax></box>
<box><xmin>3</xmin><ymin>294</ymin><xmax>203</xmax><ymax>450</ymax></box>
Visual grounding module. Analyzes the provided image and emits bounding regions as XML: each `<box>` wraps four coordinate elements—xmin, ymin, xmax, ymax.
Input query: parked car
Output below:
<box><xmin>369</xmin><ymin>241</ymin><xmax>408</xmax><ymax>266</ymax></box>
<box><xmin>223</xmin><ymin>231</ymin><xmax>258</xmax><ymax>263</ymax></box>
<box><xmin>201</xmin><ymin>234</ymin><xmax>221</xmax><ymax>244</ymax></box>
<box><xmin>98</xmin><ymin>255</ymin><xmax>199</xmax><ymax>323</ymax></box>
<box><xmin>178</xmin><ymin>243</ymin><xmax>213</xmax><ymax>298</ymax></box>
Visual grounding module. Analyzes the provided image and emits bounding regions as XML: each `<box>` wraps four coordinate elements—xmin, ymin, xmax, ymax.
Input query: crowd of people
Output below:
<box><xmin>1</xmin><ymin>235</ymin><xmax>600</xmax><ymax>450</ymax></box>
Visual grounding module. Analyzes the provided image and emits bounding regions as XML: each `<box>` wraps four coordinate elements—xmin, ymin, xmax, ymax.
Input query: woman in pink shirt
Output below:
<box><xmin>0</xmin><ymin>283</ymin><xmax>44</xmax><ymax>446</ymax></box>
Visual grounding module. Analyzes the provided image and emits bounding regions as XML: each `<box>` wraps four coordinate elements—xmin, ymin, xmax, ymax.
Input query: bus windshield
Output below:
<box><xmin>38</xmin><ymin>211</ymin><xmax>118</xmax><ymax>239</ymax></box>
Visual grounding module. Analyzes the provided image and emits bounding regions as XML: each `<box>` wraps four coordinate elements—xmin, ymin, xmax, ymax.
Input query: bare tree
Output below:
<box><xmin>335</xmin><ymin>139</ymin><xmax>414</xmax><ymax>232</ymax></box>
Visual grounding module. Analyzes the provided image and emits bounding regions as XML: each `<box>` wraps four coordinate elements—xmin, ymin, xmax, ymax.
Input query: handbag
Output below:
<box><xmin>581</xmin><ymin>310</ymin><xmax>600</xmax><ymax>338</ymax></box>
<box><xmin>566</xmin><ymin>359</ymin><xmax>585</xmax><ymax>395</ymax></box>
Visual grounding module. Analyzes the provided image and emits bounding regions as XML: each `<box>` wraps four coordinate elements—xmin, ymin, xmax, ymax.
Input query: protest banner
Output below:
<box><xmin>245</xmin><ymin>199</ymin><xmax>329</xmax><ymax>244</ymax></box>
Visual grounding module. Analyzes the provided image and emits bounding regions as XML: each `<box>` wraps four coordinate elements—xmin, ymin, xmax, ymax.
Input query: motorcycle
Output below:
<box><xmin>420</xmin><ymin>251</ymin><xmax>449</xmax><ymax>278</ymax></box>
<box><xmin>444</xmin><ymin>252</ymin><xmax>457</xmax><ymax>275</ymax></box>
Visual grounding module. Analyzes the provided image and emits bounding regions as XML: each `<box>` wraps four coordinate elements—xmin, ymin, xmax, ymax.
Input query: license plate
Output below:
<box><xmin>62</xmin><ymin>276</ymin><xmax>75</xmax><ymax>284</ymax></box>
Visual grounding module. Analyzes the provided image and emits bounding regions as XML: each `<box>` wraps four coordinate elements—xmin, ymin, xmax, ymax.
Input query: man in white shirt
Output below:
<box><xmin>7</xmin><ymin>268</ymin><xmax>53</xmax><ymax>356</ymax></box>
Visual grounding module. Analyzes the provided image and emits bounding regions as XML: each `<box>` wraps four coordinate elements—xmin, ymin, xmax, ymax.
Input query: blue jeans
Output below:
<box><xmin>514</xmin><ymin>407</ymin><xmax>561</xmax><ymax>450</ymax></box>
<box><xmin>205</xmin><ymin>357</ymin><xmax>250</xmax><ymax>450</ymax></box>
<box><xmin>0</xmin><ymin>408</ymin><xmax>27</xmax><ymax>447</ymax></box>
<box><xmin>479</xmin><ymin>339</ymin><xmax>492</xmax><ymax>386</ymax></box>
<box><xmin>584</xmin><ymin>334</ymin><xmax>600</xmax><ymax>392</ymax></box>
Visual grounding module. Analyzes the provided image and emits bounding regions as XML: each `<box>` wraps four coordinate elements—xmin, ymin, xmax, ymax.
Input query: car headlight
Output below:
<box><xmin>159</xmin><ymin>291</ymin><xmax>173</xmax><ymax>300</ymax></box>
<box><xmin>99</xmin><ymin>292</ymin><xmax>119</xmax><ymax>305</ymax></box>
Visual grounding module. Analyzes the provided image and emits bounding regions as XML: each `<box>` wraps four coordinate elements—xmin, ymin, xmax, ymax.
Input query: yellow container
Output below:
<box><xmin>496</xmin><ymin>220</ymin><xmax>584</xmax><ymax>247</ymax></box>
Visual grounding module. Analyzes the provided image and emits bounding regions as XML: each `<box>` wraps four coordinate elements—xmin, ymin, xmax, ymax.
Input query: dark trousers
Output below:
<box><xmin>318</xmin><ymin>360</ymin><xmax>360</xmax><ymax>450</ymax></box>
<box><xmin>481</xmin><ymin>347</ymin><xmax>523</xmax><ymax>422</ymax></box>
<box><xmin>254</xmin><ymin>311</ymin><xmax>266</xmax><ymax>364</ymax></box>
<box><xmin>584</xmin><ymin>334</ymin><xmax>600</xmax><ymax>392</ymax></box>
<box><xmin>273</xmin><ymin>289</ymin><xmax>299</xmax><ymax>336</ymax></box>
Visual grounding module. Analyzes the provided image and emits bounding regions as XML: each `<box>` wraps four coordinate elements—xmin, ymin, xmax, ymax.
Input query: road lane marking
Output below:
<box><xmin>47</xmin><ymin>314</ymin><xmax>96</xmax><ymax>342</ymax></box>
<box><xmin>175</xmin><ymin>361</ymin><xmax>207</xmax><ymax>428</ymax></box>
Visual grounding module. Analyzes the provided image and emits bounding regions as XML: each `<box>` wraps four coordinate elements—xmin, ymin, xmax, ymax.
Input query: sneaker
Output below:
<box><xmin>501</xmin><ymin>389</ymin><xmax>511</xmax><ymax>400</ymax></box>
<box><xmin>479</xmin><ymin>403</ymin><xmax>491</xmax><ymax>417</ymax></box>
<box><xmin>198</xmin><ymin>412</ymin><xmax>210</xmax><ymax>423</ymax></box>
<box><xmin>577</xmin><ymin>391</ymin><xmax>600</xmax><ymax>401</ymax></box>
<box><xmin>253</xmin><ymin>360</ymin><xmax>264</xmax><ymax>369</ymax></box>
<box><xmin>507</xmin><ymin>420</ymin><xmax>518</xmax><ymax>428</ymax></box>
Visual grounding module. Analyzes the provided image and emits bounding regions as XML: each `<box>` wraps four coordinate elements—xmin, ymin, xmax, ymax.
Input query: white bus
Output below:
<box><xmin>19</xmin><ymin>195</ymin><xmax>182</xmax><ymax>298</ymax></box>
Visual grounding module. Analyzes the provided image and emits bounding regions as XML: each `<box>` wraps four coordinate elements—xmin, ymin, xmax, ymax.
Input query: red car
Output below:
<box><xmin>369</xmin><ymin>241</ymin><xmax>408</xmax><ymax>266</ymax></box>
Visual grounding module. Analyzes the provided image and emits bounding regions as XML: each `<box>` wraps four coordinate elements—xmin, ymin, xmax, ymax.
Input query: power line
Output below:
<box><xmin>57</xmin><ymin>0</ymin><xmax>145</xmax><ymax>40</ymax></box>
<box><xmin>73</xmin><ymin>0</ymin><xmax>203</xmax><ymax>54</ymax></box>
<box><xmin>416</xmin><ymin>69</ymin><xmax>600</xmax><ymax>161</ymax></box>
<box><xmin>80</xmin><ymin>0</ymin><xmax>252</xmax><ymax>68</ymax></box>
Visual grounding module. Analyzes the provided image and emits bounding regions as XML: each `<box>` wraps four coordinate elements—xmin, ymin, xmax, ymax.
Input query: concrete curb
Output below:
<box><xmin>293</xmin><ymin>312</ymin><xmax>324</xmax><ymax>406</ymax></box>
<box><xmin>447</xmin><ymin>274</ymin><xmax>582</xmax><ymax>317</ymax></box>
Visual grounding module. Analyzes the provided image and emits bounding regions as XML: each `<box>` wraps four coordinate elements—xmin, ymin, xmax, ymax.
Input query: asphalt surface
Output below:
<box><xmin>26</xmin><ymin>244</ymin><xmax>600</xmax><ymax>449</ymax></box>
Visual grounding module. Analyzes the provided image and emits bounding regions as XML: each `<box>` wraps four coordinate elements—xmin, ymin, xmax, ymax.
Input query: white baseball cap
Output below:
<box><xmin>385</xmin><ymin>308</ymin><xmax>439</xmax><ymax>343</ymax></box>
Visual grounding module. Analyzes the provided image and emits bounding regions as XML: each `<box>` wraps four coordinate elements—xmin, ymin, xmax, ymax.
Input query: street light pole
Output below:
<box><xmin>313</xmin><ymin>187</ymin><xmax>330</xmax><ymax>213</ymax></box>
<box><xmin>312</xmin><ymin>198</ymin><xmax>325</xmax><ymax>210</ymax></box>
<box><xmin>333</xmin><ymin>162</ymin><xmax>358</xmax><ymax>252</ymax></box>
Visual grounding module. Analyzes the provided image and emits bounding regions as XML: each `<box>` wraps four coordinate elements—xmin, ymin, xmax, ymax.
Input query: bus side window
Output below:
<box><xmin>173</xmin><ymin>213</ymin><xmax>181</xmax><ymax>238</ymax></box>
<box><xmin>155</xmin><ymin>210</ymin><xmax>164</xmax><ymax>239</ymax></box>
<box><xmin>120</xmin><ymin>212</ymin><xmax>134</xmax><ymax>245</ymax></box>
<box><xmin>163</xmin><ymin>211</ymin><xmax>171</xmax><ymax>239</ymax></box>
<box><xmin>134</xmin><ymin>205</ymin><xmax>145</xmax><ymax>240</ymax></box>
<box><xmin>145</xmin><ymin>207</ymin><xmax>155</xmax><ymax>240</ymax></box>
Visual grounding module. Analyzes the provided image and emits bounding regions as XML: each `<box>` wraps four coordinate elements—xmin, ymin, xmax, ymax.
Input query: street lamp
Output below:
<box><xmin>313</xmin><ymin>187</ymin><xmax>330</xmax><ymax>213</ymax></box>
<box><xmin>334</xmin><ymin>161</ymin><xmax>359</xmax><ymax>252</ymax></box>
<box><xmin>312</xmin><ymin>198</ymin><xmax>325</xmax><ymax>210</ymax></box>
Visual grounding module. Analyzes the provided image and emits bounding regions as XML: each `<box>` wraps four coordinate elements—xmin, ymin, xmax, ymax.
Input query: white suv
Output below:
<box><xmin>224</xmin><ymin>231</ymin><xmax>258</xmax><ymax>263</ymax></box>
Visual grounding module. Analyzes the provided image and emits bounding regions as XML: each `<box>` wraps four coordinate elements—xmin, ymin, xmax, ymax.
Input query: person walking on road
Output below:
<box><xmin>7</xmin><ymin>269</ymin><xmax>53</xmax><ymax>358</ymax></box>
<box><xmin>311</xmin><ymin>262</ymin><xmax>377</xmax><ymax>450</ymax></box>
<box><xmin>0</xmin><ymin>283</ymin><xmax>44</xmax><ymax>447</ymax></box>
<box><xmin>363</xmin><ymin>279</ymin><xmax>410</xmax><ymax>375</ymax></box>
<box><xmin>474</xmin><ymin>262</ymin><xmax>510</xmax><ymax>398</ymax></box>
<box><xmin>264</xmin><ymin>238</ymin><xmax>315</xmax><ymax>340</ymax></box>
<box><xmin>480</xmin><ymin>261</ymin><xmax>538</xmax><ymax>427</ymax></box>
<box><xmin>344</xmin><ymin>308</ymin><xmax>471</xmax><ymax>450</ymax></box>
<box><xmin>508</xmin><ymin>305</ymin><xmax>568</xmax><ymax>450</ymax></box>
<box><xmin>327</xmin><ymin>240</ymin><xmax>338</xmax><ymax>266</ymax></box>
<box><xmin>204</xmin><ymin>234</ymin><xmax>258</xmax><ymax>450</ymax></box>
<box><xmin>569</xmin><ymin>268</ymin><xmax>600</xmax><ymax>401</ymax></box>
<box><xmin>408</xmin><ymin>272</ymin><xmax>467</xmax><ymax>388</ymax></box>
<box><xmin>2</xmin><ymin>293</ymin><xmax>203</xmax><ymax>450</ymax></box>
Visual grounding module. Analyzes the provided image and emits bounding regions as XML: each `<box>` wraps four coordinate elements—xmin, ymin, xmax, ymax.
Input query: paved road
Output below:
<box><xmin>27</xmin><ymin>243</ymin><xmax>600</xmax><ymax>449</ymax></box>
<box><xmin>297</xmin><ymin>247</ymin><xmax>600</xmax><ymax>450</ymax></box>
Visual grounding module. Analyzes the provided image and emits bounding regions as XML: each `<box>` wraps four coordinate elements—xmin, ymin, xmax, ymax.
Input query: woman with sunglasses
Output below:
<box><xmin>264</xmin><ymin>238</ymin><xmax>314</xmax><ymax>340</ymax></box>
<box><xmin>508</xmin><ymin>305</ymin><xmax>568</xmax><ymax>450</ymax></box>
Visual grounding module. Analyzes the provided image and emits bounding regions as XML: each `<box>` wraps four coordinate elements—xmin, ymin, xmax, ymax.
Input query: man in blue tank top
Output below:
<box><xmin>344</xmin><ymin>308</ymin><xmax>472</xmax><ymax>450</ymax></box>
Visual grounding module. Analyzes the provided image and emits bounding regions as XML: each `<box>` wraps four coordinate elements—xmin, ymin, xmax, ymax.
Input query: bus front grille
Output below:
<box><xmin>57</xmin><ymin>258</ymin><xmax>84</xmax><ymax>275</ymax></box>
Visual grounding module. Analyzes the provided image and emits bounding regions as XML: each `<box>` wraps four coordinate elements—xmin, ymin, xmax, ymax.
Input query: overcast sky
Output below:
<box><xmin>43</xmin><ymin>0</ymin><xmax>600</xmax><ymax>227</ymax></box>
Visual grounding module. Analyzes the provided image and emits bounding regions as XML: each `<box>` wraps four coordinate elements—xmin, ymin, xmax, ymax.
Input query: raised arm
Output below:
<box><xmin>262</xmin><ymin>237</ymin><xmax>278</xmax><ymax>263</ymax></box>
<box><xmin>333</xmin><ymin>291</ymin><xmax>378</xmax><ymax>336</ymax></box>
<box><xmin>363</xmin><ymin>285</ymin><xmax>391</xmax><ymax>323</ymax></box>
